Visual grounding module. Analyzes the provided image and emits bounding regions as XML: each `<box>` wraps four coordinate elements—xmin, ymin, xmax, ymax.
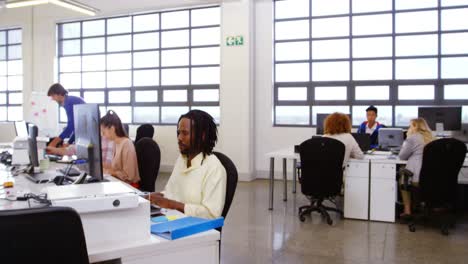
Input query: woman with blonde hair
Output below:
<box><xmin>399</xmin><ymin>118</ymin><xmax>435</xmax><ymax>217</ymax></box>
<box><xmin>323</xmin><ymin>112</ymin><xmax>364</xmax><ymax>167</ymax></box>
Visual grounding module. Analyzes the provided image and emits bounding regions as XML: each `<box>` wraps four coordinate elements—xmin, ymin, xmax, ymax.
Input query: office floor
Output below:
<box><xmin>155</xmin><ymin>174</ymin><xmax>468</xmax><ymax>264</ymax></box>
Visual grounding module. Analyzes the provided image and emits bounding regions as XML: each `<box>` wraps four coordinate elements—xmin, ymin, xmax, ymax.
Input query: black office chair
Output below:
<box><xmin>213</xmin><ymin>152</ymin><xmax>238</xmax><ymax>221</ymax></box>
<box><xmin>136</xmin><ymin>138</ymin><xmax>161</xmax><ymax>192</ymax></box>
<box><xmin>212</xmin><ymin>152</ymin><xmax>238</xmax><ymax>260</ymax></box>
<box><xmin>135</xmin><ymin>124</ymin><xmax>155</xmax><ymax>144</ymax></box>
<box><xmin>0</xmin><ymin>207</ymin><xmax>89</xmax><ymax>264</ymax></box>
<box><xmin>407</xmin><ymin>138</ymin><xmax>467</xmax><ymax>235</ymax></box>
<box><xmin>298</xmin><ymin>137</ymin><xmax>345</xmax><ymax>225</ymax></box>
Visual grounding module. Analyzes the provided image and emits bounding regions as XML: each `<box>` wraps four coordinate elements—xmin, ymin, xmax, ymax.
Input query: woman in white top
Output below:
<box><xmin>323</xmin><ymin>112</ymin><xmax>365</xmax><ymax>168</ymax></box>
<box><xmin>399</xmin><ymin>118</ymin><xmax>435</xmax><ymax>217</ymax></box>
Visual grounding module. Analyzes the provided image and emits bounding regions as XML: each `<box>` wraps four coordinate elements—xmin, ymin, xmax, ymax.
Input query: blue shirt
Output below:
<box><xmin>59</xmin><ymin>95</ymin><xmax>85</xmax><ymax>143</ymax></box>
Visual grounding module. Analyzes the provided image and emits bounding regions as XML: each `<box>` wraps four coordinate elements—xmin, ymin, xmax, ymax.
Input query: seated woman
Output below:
<box><xmin>46</xmin><ymin>137</ymin><xmax>114</xmax><ymax>165</ymax></box>
<box><xmin>399</xmin><ymin>118</ymin><xmax>435</xmax><ymax>217</ymax></box>
<box><xmin>323</xmin><ymin>112</ymin><xmax>364</xmax><ymax>167</ymax></box>
<box><xmin>100</xmin><ymin>110</ymin><xmax>140</xmax><ymax>187</ymax></box>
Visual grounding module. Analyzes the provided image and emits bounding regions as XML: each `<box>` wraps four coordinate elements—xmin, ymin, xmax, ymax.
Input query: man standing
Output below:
<box><xmin>151</xmin><ymin>110</ymin><xmax>227</xmax><ymax>219</ymax></box>
<box><xmin>357</xmin><ymin>105</ymin><xmax>385</xmax><ymax>149</ymax></box>
<box><xmin>47</xmin><ymin>83</ymin><xmax>85</xmax><ymax>146</ymax></box>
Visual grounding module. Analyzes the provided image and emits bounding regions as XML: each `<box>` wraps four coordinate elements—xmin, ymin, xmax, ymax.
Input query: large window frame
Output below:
<box><xmin>0</xmin><ymin>28</ymin><xmax>23</xmax><ymax>122</ymax></box>
<box><xmin>273</xmin><ymin>0</ymin><xmax>468</xmax><ymax>127</ymax></box>
<box><xmin>57</xmin><ymin>6</ymin><xmax>220</xmax><ymax>125</ymax></box>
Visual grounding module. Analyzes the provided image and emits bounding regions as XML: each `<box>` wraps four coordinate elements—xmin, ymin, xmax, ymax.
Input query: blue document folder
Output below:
<box><xmin>150</xmin><ymin>216</ymin><xmax>224</xmax><ymax>240</ymax></box>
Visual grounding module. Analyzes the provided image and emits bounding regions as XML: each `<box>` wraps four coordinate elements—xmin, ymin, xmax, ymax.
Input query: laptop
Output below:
<box><xmin>351</xmin><ymin>133</ymin><xmax>371</xmax><ymax>153</ymax></box>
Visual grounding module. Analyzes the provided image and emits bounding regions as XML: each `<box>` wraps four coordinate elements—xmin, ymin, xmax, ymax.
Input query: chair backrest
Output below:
<box><xmin>0</xmin><ymin>207</ymin><xmax>89</xmax><ymax>264</ymax></box>
<box><xmin>136</xmin><ymin>138</ymin><xmax>161</xmax><ymax>192</ymax></box>
<box><xmin>299</xmin><ymin>137</ymin><xmax>345</xmax><ymax>198</ymax></box>
<box><xmin>419</xmin><ymin>138</ymin><xmax>467</xmax><ymax>207</ymax></box>
<box><xmin>213</xmin><ymin>152</ymin><xmax>238</xmax><ymax>219</ymax></box>
<box><xmin>135</xmin><ymin>124</ymin><xmax>155</xmax><ymax>144</ymax></box>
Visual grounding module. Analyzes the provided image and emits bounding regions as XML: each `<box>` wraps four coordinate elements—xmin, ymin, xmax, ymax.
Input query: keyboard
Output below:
<box><xmin>58</xmin><ymin>167</ymin><xmax>81</xmax><ymax>176</ymax></box>
<box><xmin>372</xmin><ymin>151</ymin><xmax>392</xmax><ymax>155</ymax></box>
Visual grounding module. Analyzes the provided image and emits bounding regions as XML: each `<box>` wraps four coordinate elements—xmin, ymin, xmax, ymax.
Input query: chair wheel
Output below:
<box><xmin>442</xmin><ymin>227</ymin><xmax>449</xmax><ymax>236</ymax></box>
<box><xmin>299</xmin><ymin>215</ymin><xmax>306</xmax><ymax>222</ymax></box>
<box><xmin>409</xmin><ymin>225</ymin><xmax>416</xmax><ymax>232</ymax></box>
<box><xmin>326</xmin><ymin>218</ymin><xmax>333</xmax><ymax>225</ymax></box>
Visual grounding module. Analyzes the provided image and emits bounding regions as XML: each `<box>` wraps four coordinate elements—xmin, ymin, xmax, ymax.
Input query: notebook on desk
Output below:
<box><xmin>151</xmin><ymin>217</ymin><xmax>224</xmax><ymax>240</ymax></box>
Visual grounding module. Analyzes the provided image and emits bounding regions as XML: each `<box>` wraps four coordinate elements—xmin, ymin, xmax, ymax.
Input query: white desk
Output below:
<box><xmin>0</xmin><ymin>165</ymin><xmax>220</xmax><ymax>264</ymax></box>
<box><xmin>267</xmin><ymin>148</ymin><xmax>468</xmax><ymax>223</ymax></box>
<box><xmin>265</xmin><ymin>148</ymin><xmax>299</xmax><ymax>210</ymax></box>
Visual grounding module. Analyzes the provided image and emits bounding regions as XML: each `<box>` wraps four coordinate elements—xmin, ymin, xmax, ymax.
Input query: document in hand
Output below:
<box><xmin>151</xmin><ymin>216</ymin><xmax>224</xmax><ymax>240</ymax></box>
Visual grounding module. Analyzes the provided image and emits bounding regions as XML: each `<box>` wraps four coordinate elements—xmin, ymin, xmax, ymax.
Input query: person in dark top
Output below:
<box><xmin>135</xmin><ymin>124</ymin><xmax>155</xmax><ymax>144</ymax></box>
<box><xmin>357</xmin><ymin>105</ymin><xmax>385</xmax><ymax>149</ymax></box>
<box><xmin>47</xmin><ymin>83</ymin><xmax>85</xmax><ymax>146</ymax></box>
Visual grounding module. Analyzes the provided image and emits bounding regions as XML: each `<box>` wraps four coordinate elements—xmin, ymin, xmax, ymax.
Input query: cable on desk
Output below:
<box><xmin>18</xmin><ymin>193</ymin><xmax>52</xmax><ymax>208</ymax></box>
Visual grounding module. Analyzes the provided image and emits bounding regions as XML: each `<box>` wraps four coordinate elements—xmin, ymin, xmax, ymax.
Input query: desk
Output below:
<box><xmin>265</xmin><ymin>148</ymin><xmax>298</xmax><ymax>210</ymax></box>
<box><xmin>267</xmin><ymin>148</ymin><xmax>468</xmax><ymax>223</ymax></box>
<box><xmin>0</xmin><ymin>165</ymin><xmax>220</xmax><ymax>264</ymax></box>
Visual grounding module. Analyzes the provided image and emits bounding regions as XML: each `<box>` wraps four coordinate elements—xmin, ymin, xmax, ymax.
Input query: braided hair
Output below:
<box><xmin>178</xmin><ymin>110</ymin><xmax>218</xmax><ymax>157</ymax></box>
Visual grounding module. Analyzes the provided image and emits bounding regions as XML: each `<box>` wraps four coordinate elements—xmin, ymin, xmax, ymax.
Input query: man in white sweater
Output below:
<box><xmin>150</xmin><ymin>110</ymin><xmax>227</xmax><ymax>219</ymax></box>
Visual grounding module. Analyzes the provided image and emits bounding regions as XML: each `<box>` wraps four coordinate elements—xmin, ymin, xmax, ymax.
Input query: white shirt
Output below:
<box><xmin>163</xmin><ymin>153</ymin><xmax>227</xmax><ymax>219</ymax></box>
<box><xmin>366</xmin><ymin>122</ymin><xmax>377</xmax><ymax>135</ymax></box>
<box><xmin>323</xmin><ymin>133</ymin><xmax>364</xmax><ymax>167</ymax></box>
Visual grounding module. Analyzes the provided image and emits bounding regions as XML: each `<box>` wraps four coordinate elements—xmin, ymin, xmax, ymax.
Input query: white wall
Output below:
<box><xmin>254</xmin><ymin>0</ymin><xmax>316</xmax><ymax>179</ymax></box>
<box><xmin>0</xmin><ymin>0</ymin><xmax>257</xmax><ymax>180</ymax></box>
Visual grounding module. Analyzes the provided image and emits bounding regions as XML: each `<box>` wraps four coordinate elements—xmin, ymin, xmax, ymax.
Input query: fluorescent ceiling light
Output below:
<box><xmin>6</xmin><ymin>0</ymin><xmax>98</xmax><ymax>16</ymax></box>
<box><xmin>6</xmin><ymin>0</ymin><xmax>48</xmax><ymax>8</ymax></box>
<box><xmin>49</xmin><ymin>0</ymin><xmax>96</xmax><ymax>16</ymax></box>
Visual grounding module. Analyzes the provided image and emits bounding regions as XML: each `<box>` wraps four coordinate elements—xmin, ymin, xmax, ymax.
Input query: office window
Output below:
<box><xmin>274</xmin><ymin>0</ymin><xmax>468</xmax><ymax>127</ymax></box>
<box><xmin>0</xmin><ymin>28</ymin><xmax>23</xmax><ymax>121</ymax></box>
<box><xmin>57</xmin><ymin>6</ymin><xmax>220</xmax><ymax>124</ymax></box>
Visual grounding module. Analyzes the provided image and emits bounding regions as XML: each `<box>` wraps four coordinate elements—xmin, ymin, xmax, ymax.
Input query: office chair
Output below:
<box><xmin>136</xmin><ymin>138</ymin><xmax>161</xmax><ymax>192</ymax></box>
<box><xmin>213</xmin><ymin>152</ymin><xmax>238</xmax><ymax>223</ymax></box>
<box><xmin>0</xmin><ymin>207</ymin><xmax>89</xmax><ymax>264</ymax></box>
<box><xmin>407</xmin><ymin>138</ymin><xmax>467</xmax><ymax>235</ymax></box>
<box><xmin>298</xmin><ymin>137</ymin><xmax>345</xmax><ymax>225</ymax></box>
<box><xmin>135</xmin><ymin>124</ymin><xmax>155</xmax><ymax>144</ymax></box>
<box><xmin>212</xmin><ymin>152</ymin><xmax>238</xmax><ymax>259</ymax></box>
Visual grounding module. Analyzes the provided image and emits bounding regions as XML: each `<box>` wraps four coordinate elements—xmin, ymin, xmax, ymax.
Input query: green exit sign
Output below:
<box><xmin>226</xmin><ymin>35</ymin><xmax>244</xmax><ymax>46</ymax></box>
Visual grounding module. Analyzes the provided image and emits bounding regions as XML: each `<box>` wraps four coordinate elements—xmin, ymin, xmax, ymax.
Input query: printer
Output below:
<box><xmin>11</xmin><ymin>136</ymin><xmax>48</xmax><ymax>165</ymax></box>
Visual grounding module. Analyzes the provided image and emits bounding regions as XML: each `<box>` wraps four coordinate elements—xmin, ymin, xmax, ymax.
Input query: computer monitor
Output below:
<box><xmin>316</xmin><ymin>113</ymin><xmax>352</xmax><ymax>135</ymax></box>
<box><xmin>418</xmin><ymin>106</ymin><xmax>462</xmax><ymax>131</ymax></box>
<box><xmin>74</xmin><ymin>104</ymin><xmax>103</xmax><ymax>181</ymax></box>
<box><xmin>15</xmin><ymin>121</ymin><xmax>28</xmax><ymax>137</ymax></box>
<box><xmin>28</xmin><ymin>124</ymin><xmax>39</xmax><ymax>169</ymax></box>
<box><xmin>378</xmin><ymin>128</ymin><xmax>404</xmax><ymax>149</ymax></box>
<box><xmin>352</xmin><ymin>133</ymin><xmax>371</xmax><ymax>152</ymax></box>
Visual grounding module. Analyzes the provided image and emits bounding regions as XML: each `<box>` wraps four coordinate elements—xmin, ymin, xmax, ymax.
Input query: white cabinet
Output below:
<box><xmin>344</xmin><ymin>161</ymin><xmax>369</xmax><ymax>220</ymax></box>
<box><xmin>370</xmin><ymin>161</ymin><xmax>397</xmax><ymax>222</ymax></box>
<box><xmin>370</xmin><ymin>178</ymin><xmax>396</xmax><ymax>222</ymax></box>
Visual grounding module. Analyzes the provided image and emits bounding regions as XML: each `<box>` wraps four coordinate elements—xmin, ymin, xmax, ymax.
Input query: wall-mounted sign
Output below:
<box><xmin>226</xmin><ymin>35</ymin><xmax>244</xmax><ymax>46</ymax></box>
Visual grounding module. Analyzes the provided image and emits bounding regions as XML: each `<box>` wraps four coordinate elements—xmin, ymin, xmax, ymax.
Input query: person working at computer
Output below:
<box><xmin>357</xmin><ymin>105</ymin><xmax>385</xmax><ymax>149</ymax></box>
<box><xmin>47</xmin><ymin>83</ymin><xmax>85</xmax><ymax>147</ymax></box>
<box><xmin>45</xmin><ymin>136</ymin><xmax>114</xmax><ymax>165</ymax></box>
<box><xmin>150</xmin><ymin>110</ymin><xmax>227</xmax><ymax>219</ymax></box>
<box><xmin>398</xmin><ymin>118</ymin><xmax>435</xmax><ymax>217</ymax></box>
<box><xmin>323</xmin><ymin>112</ymin><xmax>364</xmax><ymax>167</ymax></box>
<box><xmin>100</xmin><ymin>110</ymin><xmax>140</xmax><ymax>187</ymax></box>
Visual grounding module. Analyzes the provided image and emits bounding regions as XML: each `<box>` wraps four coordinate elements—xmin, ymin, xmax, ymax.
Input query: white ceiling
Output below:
<box><xmin>76</xmin><ymin>0</ymin><xmax>222</xmax><ymax>14</ymax></box>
